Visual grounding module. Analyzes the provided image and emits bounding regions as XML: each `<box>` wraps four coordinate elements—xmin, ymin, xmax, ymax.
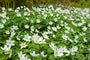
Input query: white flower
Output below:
<box><xmin>17</xmin><ymin>7</ymin><xmax>20</xmax><ymax>10</ymax></box>
<box><xmin>1</xmin><ymin>45</ymin><xmax>11</xmax><ymax>51</ymax></box>
<box><xmin>40</xmin><ymin>39</ymin><xmax>46</xmax><ymax>44</ymax></box>
<box><xmin>42</xmin><ymin>33</ymin><xmax>49</xmax><ymax>39</ymax></box>
<box><xmin>18</xmin><ymin>51</ymin><xmax>25</xmax><ymax>58</ymax></box>
<box><xmin>71</xmin><ymin>46</ymin><xmax>78</xmax><ymax>52</ymax></box>
<box><xmin>74</xmin><ymin>39</ymin><xmax>78</xmax><ymax>43</ymax></box>
<box><xmin>6</xmin><ymin>38</ymin><xmax>15</xmax><ymax>46</ymax></box>
<box><xmin>82</xmin><ymin>20</ymin><xmax>86</xmax><ymax>24</ymax></box>
<box><xmin>60</xmin><ymin>46</ymin><xmax>67</xmax><ymax>52</ymax></box>
<box><xmin>15</xmin><ymin>9</ymin><xmax>19</xmax><ymax>12</ymax></box>
<box><xmin>1</xmin><ymin>19</ymin><xmax>6</xmax><ymax>23</ymax></box>
<box><xmin>58</xmin><ymin>17</ymin><xmax>60</xmax><ymax>19</ymax></box>
<box><xmin>5</xmin><ymin>49</ymin><xmax>12</xmax><ymax>58</ymax></box>
<box><xmin>56</xmin><ymin>14</ymin><xmax>59</xmax><ymax>17</ymax></box>
<box><xmin>8</xmin><ymin>8</ymin><xmax>13</xmax><ymax>11</ymax></box>
<box><xmin>82</xmin><ymin>26</ymin><xmax>87</xmax><ymax>31</ymax></box>
<box><xmin>24</xmin><ymin>24</ymin><xmax>29</xmax><ymax>29</ymax></box>
<box><xmin>80</xmin><ymin>33</ymin><xmax>86</xmax><ymax>36</ymax></box>
<box><xmin>12</xmin><ymin>25</ymin><xmax>19</xmax><ymax>30</ymax></box>
<box><xmin>54</xmin><ymin>48</ymin><xmax>64</xmax><ymax>57</ymax></box>
<box><xmin>10</xmin><ymin>31</ymin><xmax>16</xmax><ymax>37</ymax></box>
<box><xmin>0</xmin><ymin>23</ymin><xmax>4</xmax><ymax>28</ymax></box>
<box><xmin>44</xmin><ymin>14</ymin><xmax>47</xmax><ymax>18</ymax></box>
<box><xmin>62</xmin><ymin>34</ymin><xmax>68</xmax><ymax>40</ymax></box>
<box><xmin>78</xmin><ymin>23</ymin><xmax>83</xmax><ymax>26</ymax></box>
<box><xmin>35</xmin><ymin>29</ymin><xmax>39</xmax><ymax>33</ymax></box>
<box><xmin>88</xmin><ymin>23</ymin><xmax>90</xmax><ymax>27</ymax></box>
<box><xmin>54</xmin><ymin>18</ymin><xmax>57</xmax><ymax>22</ymax></box>
<box><xmin>5</xmin><ymin>31</ymin><xmax>10</xmax><ymax>34</ymax></box>
<box><xmin>23</xmin><ymin>34</ymin><xmax>31</xmax><ymax>41</ymax></box>
<box><xmin>36</xmin><ymin>19</ymin><xmax>41</xmax><ymax>23</ymax></box>
<box><xmin>65</xmin><ymin>30</ymin><xmax>69</xmax><ymax>34</ymax></box>
<box><xmin>37</xmin><ymin>8</ymin><xmax>41</xmax><ymax>11</ymax></box>
<box><xmin>30</xmin><ymin>51</ymin><xmax>39</xmax><ymax>57</ymax></box>
<box><xmin>6</xmin><ymin>17</ymin><xmax>9</xmax><ymax>19</ymax></box>
<box><xmin>1</xmin><ymin>12</ymin><xmax>6</xmax><ymax>18</ymax></box>
<box><xmin>2</xmin><ymin>7</ymin><xmax>5</xmax><ymax>11</ymax></box>
<box><xmin>61</xmin><ymin>23</ymin><xmax>64</xmax><ymax>26</ymax></box>
<box><xmin>49</xmin><ymin>42</ymin><xmax>56</xmax><ymax>50</ymax></box>
<box><xmin>83</xmin><ymin>38</ymin><xmax>87</xmax><ymax>42</ymax></box>
<box><xmin>1</xmin><ymin>45</ymin><xmax>12</xmax><ymax>57</ymax></box>
<box><xmin>61</xmin><ymin>20</ymin><xmax>63</xmax><ymax>23</ymax></box>
<box><xmin>24</xmin><ymin>12</ymin><xmax>28</xmax><ymax>16</ymax></box>
<box><xmin>16</xmin><ymin>36</ymin><xmax>21</xmax><ymax>41</ymax></box>
<box><xmin>64</xmin><ymin>16</ymin><xmax>67</xmax><ymax>19</ymax></box>
<box><xmin>50</xmin><ymin>13</ymin><xmax>53</xmax><ymax>16</ymax></box>
<box><xmin>33</xmin><ymin>37</ymin><xmax>42</xmax><ymax>44</ymax></box>
<box><xmin>72</xmin><ymin>22</ymin><xmax>77</xmax><ymax>26</ymax></box>
<box><xmin>53</xmin><ymin>35</ymin><xmax>55</xmax><ymax>37</ymax></box>
<box><xmin>32</xmin><ymin>34</ymin><xmax>39</xmax><ymax>40</ymax></box>
<box><xmin>48</xmin><ymin>5</ymin><xmax>53</xmax><ymax>8</ymax></box>
<box><xmin>68</xmin><ymin>38</ymin><xmax>73</xmax><ymax>42</ymax></box>
<box><xmin>31</xmin><ymin>26</ymin><xmax>34</xmax><ymax>31</ymax></box>
<box><xmin>71</xmin><ymin>29</ymin><xmax>74</xmax><ymax>33</ymax></box>
<box><xmin>49</xmin><ymin>21</ymin><xmax>53</xmax><ymax>25</ymax></box>
<box><xmin>41</xmin><ymin>51</ymin><xmax>47</xmax><ymax>57</ymax></box>
<box><xmin>31</xmin><ymin>20</ymin><xmax>34</xmax><ymax>23</ymax></box>
<box><xmin>71</xmin><ymin>51</ymin><xmax>75</xmax><ymax>55</ymax></box>
<box><xmin>81</xmin><ymin>44</ymin><xmax>84</xmax><ymax>48</ymax></box>
<box><xmin>20</xmin><ymin>43</ymin><xmax>27</xmax><ymax>49</ymax></box>
<box><xmin>88</xmin><ymin>48</ymin><xmax>90</xmax><ymax>52</ymax></box>
<box><xmin>20</xmin><ymin>58</ymin><xmax>25</xmax><ymax>60</ymax></box>
<box><xmin>20</xmin><ymin>6</ymin><xmax>23</xmax><ymax>8</ymax></box>
<box><xmin>65</xmin><ymin>26</ymin><xmax>70</xmax><ymax>30</ymax></box>
<box><xmin>16</xmin><ymin>13</ymin><xmax>21</xmax><ymax>17</ymax></box>
<box><xmin>66</xmin><ymin>51</ymin><xmax>70</xmax><ymax>56</ymax></box>
<box><xmin>26</xmin><ymin>17</ymin><xmax>29</xmax><ymax>20</ymax></box>
<box><xmin>10</xmin><ymin>27</ymin><xmax>14</xmax><ymax>31</ymax></box>
<box><xmin>57</xmin><ymin>25</ymin><xmax>61</xmax><ymax>29</ymax></box>
<box><xmin>22</xmin><ymin>57</ymin><xmax>31</xmax><ymax>60</ymax></box>
<box><xmin>52</xmin><ymin>27</ymin><xmax>57</xmax><ymax>32</ymax></box>
<box><xmin>75</xmin><ymin>35</ymin><xmax>78</xmax><ymax>39</ymax></box>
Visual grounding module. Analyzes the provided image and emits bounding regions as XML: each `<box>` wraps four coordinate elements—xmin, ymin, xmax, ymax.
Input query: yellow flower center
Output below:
<box><xmin>36</xmin><ymin>39</ymin><xmax>39</xmax><ymax>42</ymax></box>
<box><xmin>51</xmin><ymin>45</ymin><xmax>54</xmax><ymax>48</ymax></box>
<box><xmin>4</xmin><ymin>48</ymin><xmax>8</xmax><ymax>50</ymax></box>
<box><xmin>25</xmin><ymin>37</ymin><xmax>28</xmax><ymax>40</ymax></box>
<box><xmin>0</xmin><ymin>25</ymin><xmax>1</xmax><ymax>27</ymax></box>
<box><xmin>17</xmin><ymin>14</ymin><xmax>19</xmax><ymax>15</ymax></box>
<box><xmin>6</xmin><ymin>31</ymin><xmax>9</xmax><ymax>34</ymax></box>
<box><xmin>22</xmin><ymin>44</ymin><xmax>25</xmax><ymax>47</ymax></box>
<box><xmin>83</xmin><ymin>28</ymin><xmax>86</xmax><ymax>30</ymax></box>
<box><xmin>3</xmin><ymin>15</ymin><xmax>6</xmax><ymax>17</ymax></box>
<box><xmin>43</xmin><ymin>34</ymin><xmax>46</xmax><ymax>36</ymax></box>
<box><xmin>7</xmin><ymin>50</ymin><xmax>11</xmax><ymax>54</ymax></box>
<box><xmin>20</xmin><ymin>54</ymin><xmax>23</xmax><ymax>57</ymax></box>
<box><xmin>11</xmin><ymin>28</ymin><xmax>13</xmax><ymax>30</ymax></box>
<box><xmin>62</xmin><ymin>49</ymin><xmax>65</xmax><ymax>51</ymax></box>
<box><xmin>11</xmin><ymin>32</ymin><xmax>14</xmax><ymax>34</ymax></box>
<box><xmin>65</xmin><ymin>26</ymin><xmax>66</xmax><ymax>28</ymax></box>
<box><xmin>42</xmin><ymin>40</ymin><xmax>44</xmax><ymax>43</ymax></box>
<box><xmin>74</xmin><ymin>39</ymin><xmax>76</xmax><ymax>41</ymax></box>
<box><xmin>9</xmin><ymin>41</ymin><xmax>12</xmax><ymax>44</ymax></box>
<box><xmin>64</xmin><ymin>36</ymin><xmax>66</xmax><ymax>38</ymax></box>
<box><xmin>73</xmin><ymin>48</ymin><xmax>75</xmax><ymax>51</ymax></box>
<box><xmin>55</xmin><ymin>50</ymin><xmax>59</xmax><ymax>55</ymax></box>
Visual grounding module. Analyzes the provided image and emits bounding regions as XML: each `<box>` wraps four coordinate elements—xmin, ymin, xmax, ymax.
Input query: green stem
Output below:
<box><xmin>13</xmin><ymin>0</ymin><xmax>15</xmax><ymax>10</ymax></box>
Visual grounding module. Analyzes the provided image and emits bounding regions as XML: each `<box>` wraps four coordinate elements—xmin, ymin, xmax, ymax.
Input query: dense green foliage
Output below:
<box><xmin>0</xmin><ymin>5</ymin><xmax>90</xmax><ymax>60</ymax></box>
